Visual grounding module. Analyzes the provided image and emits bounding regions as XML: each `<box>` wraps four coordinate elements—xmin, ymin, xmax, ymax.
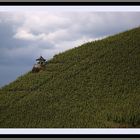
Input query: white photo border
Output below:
<box><xmin>0</xmin><ymin>3</ymin><xmax>139</xmax><ymax>136</ymax></box>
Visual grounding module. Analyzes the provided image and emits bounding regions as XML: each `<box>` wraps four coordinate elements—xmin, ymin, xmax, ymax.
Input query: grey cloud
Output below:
<box><xmin>0</xmin><ymin>22</ymin><xmax>29</xmax><ymax>49</ymax></box>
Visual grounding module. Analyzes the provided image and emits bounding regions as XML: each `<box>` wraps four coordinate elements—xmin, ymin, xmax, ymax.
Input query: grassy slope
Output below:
<box><xmin>0</xmin><ymin>27</ymin><xmax>140</xmax><ymax>128</ymax></box>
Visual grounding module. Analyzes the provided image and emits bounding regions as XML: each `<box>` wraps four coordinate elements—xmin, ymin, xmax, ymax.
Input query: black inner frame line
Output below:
<box><xmin>0</xmin><ymin>2</ymin><xmax>139</xmax><ymax>6</ymax></box>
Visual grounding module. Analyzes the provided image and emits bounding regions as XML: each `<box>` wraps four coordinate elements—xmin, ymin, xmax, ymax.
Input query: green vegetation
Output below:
<box><xmin>0</xmin><ymin>27</ymin><xmax>140</xmax><ymax>128</ymax></box>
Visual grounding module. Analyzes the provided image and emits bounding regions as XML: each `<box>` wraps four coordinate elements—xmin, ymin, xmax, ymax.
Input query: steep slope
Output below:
<box><xmin>0</xmin><ymin>27</ymin><xmax>140</xmax><ymax>128</ymax></box>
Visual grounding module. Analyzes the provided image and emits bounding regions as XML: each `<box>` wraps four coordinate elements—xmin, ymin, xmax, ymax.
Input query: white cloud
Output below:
<box><xmin>13</xmin><ymin>12</ymin><xmax>140</xmax><ymax>50</ymax></box>
<box><xmin>14</xmin><ymin>29</ymin><xmax>36</xmax><ymax>40</ymax></box>
<box><xmin>14</xmin><ymin>29</ymin><xmax>47</xmax><ymax>41</ymax></box>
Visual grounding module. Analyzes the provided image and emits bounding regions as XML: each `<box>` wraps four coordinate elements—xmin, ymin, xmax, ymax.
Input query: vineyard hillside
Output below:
<box><xmin>0</xmin><ymin>27</ymin><xmax>140</xmax><ymax>128</ymax></box>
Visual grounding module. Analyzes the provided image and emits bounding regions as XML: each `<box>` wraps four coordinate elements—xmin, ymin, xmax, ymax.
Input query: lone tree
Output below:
<box><xmin>32</xmin><ymin>56</ymin><xmax>46</xmax><ymax>73</ymax></box>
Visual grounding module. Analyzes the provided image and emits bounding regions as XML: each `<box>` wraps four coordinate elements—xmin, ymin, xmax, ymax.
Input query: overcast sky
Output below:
<box><xmin>0</xmin><ymin>10</ymin><xmax>140</xmax><ymax>87</ymax></box>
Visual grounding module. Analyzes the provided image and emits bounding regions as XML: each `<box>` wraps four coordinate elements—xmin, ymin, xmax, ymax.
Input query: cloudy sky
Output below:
<box><xmin>0</xmin><ymin>7</ymin><xmax>140</xmax><ymax>87</ymax></box>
